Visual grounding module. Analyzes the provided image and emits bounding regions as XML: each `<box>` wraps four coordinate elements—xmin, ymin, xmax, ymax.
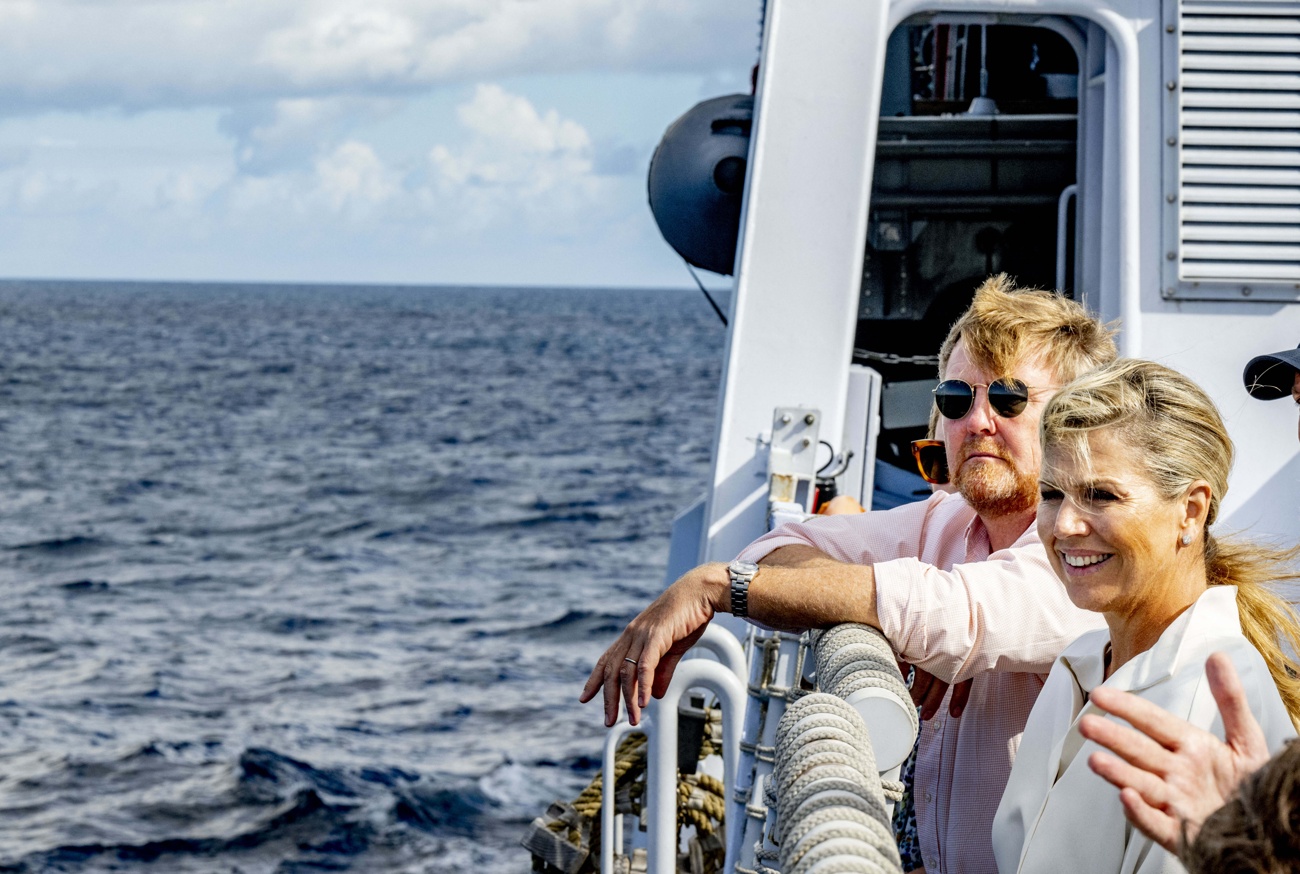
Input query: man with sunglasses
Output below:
<box><xmin>582</xmin><ymin>275</ymin><xmax>1116</xmax><ymax>874</ymax></box>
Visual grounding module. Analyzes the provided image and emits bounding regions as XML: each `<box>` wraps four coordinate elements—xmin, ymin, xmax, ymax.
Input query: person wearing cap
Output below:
<box><xmin>1075</xmin><ymin>340</ymin><xmax>1300</xmax><ymax>862</ymax></box>
<box><xmin>1243</xmin><ymin>341</ymin><xmax>1300</xmax><ymax>440</ymax></box>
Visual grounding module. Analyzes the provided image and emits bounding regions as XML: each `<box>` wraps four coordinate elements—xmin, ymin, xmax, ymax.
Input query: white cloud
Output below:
<box><xmin>0</xmin><ymin>55</ymin><xmax>707</xmax><ymax>285</ymax></box>
<box><xmin>259</xmin><ymin>7</ymin><xmax>421</xmax><ymax>87</ymax></box>
<box><xmin>0</xmin><ymin>0</ymin><xmax>755</xmax><ymax>113</ymax></box>
<box><xmin>458</xmin><ymin>83</ymin><xmax>590</xmax><ymax>164</ymax></box>
<box><xmin>2</xmin><ymin>169</ymin><xmax>116</xmax><ymax>216</ymax></box>
<box><xmin>427</xmin><ymin>84</ymin><xmax>607</xmax><ymax>233</ymax></box>
<box><xmin>219</xmin><ymin>96</ymin><xmax>402</xmax><ymax>176</ymax></box>
<box><xmin>314</xmin><ymin>140</ymin><xmax>399</xmax><ymax>213</ymax></box>
<box><xmin>0</xmin><ymin>1</ymin><xmax>747</xmax><ymax>286</ymax></box>
<box><xmin>101</xmin><ymin>84</ymin><xmax>610</xmax><ymax>235</ymax></box>
<box><xmin>156</xmin><ymin>173</ymin><xmax>202</xmax><ymax>210</ymax></box>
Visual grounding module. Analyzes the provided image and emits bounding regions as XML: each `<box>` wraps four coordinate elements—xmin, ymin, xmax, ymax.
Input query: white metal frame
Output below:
<box><xmin>701</xmin><ymin>0</ymin><xmax>1145</xmax><ymax>565</ymax></box>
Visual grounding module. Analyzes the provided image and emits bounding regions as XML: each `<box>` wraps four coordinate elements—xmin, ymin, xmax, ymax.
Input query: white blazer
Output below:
<box><xmin>992</xmin><ymin>585</ymin><xmax>1297</xmax><ymax>874</ymax></box>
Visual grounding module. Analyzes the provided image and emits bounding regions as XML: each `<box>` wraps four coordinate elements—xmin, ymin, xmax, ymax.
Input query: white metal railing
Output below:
<box><xmin>601</xmin><ymin>624</ymin><xmax>748</xmax><ymax>874</ymax></box>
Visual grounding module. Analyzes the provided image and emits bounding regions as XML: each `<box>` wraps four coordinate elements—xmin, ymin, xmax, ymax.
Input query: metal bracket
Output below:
<box><xmin>767</xmin><ymin>407</ymin><xmax>821</xmax><ymax>513</ymax></box>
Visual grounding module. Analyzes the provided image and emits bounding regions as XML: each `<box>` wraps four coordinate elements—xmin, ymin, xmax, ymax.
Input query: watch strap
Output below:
<box><xmin>728</xmin><ymin>561</ymin><xmax>757</xmax><ymax>618</ymax></box>
<box><xmin>730</xmin><ymin>575</ymin><xmax>748</xmax><ymax>618</ymax></box>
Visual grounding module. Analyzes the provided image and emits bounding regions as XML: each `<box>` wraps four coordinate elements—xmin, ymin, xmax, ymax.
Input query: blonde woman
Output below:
<box><xmin>991</xmin><ymin>359</ymin><xmax>1300</xmax><ymax>874</ymax></box>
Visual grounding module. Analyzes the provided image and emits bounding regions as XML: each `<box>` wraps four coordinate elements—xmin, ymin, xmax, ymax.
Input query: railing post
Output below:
<box><xmin>644</xmin><ymin>660</ymin><xmax>746</xmax><ymax>874</ymax></box>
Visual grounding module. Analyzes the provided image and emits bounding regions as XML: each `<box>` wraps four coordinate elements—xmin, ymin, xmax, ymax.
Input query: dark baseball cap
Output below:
<box><xmin>1243</xmin><ymin>343</ymin><xmax>1300</xmax><ymax>400</ymax></box>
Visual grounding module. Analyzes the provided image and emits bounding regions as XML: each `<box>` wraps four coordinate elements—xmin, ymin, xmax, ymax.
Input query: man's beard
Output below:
<box><xmin>953</xmin><ymin>439</ymin><xmax>1039</xmax><ymax>518</ymax></box>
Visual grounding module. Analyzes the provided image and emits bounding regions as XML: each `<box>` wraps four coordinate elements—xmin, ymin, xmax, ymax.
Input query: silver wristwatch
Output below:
<box><xmin>728</xmin><ymin>560</ymin><xmax>759</xmax><ymax>618</ymax></box>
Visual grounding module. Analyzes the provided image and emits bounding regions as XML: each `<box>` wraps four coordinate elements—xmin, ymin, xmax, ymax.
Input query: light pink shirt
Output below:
<box><xmin>736</xmin><ymin>490</ymin><xmax>1104</xmax><ymax>874</ymax></box>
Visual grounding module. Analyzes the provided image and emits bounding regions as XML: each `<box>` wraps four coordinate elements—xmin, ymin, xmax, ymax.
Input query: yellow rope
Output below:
<box><xmin>678</xmin><ymin>772</ymin><xmax>727</xmax><ymax>833</ymax></box>
<box><xmin>549</xmin><ymin>732</ymin><xmax>647</xmax><ymax>831</ymax></box>
<box><xmin>529</xmin><ymin>706</ymin><xmax>728</xmax><ymax>873</ymax></box>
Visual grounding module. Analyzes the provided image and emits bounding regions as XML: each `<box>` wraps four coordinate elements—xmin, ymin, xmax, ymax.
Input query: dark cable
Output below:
<box><xmin>685</xmin><ymin>262</ymin><xmax>728</xmax><ymax>327</ymax></box>
<box><xmin>816</xmin><ymin>440</ymin><xmax>836</xmax><ymax>475</ymax></box>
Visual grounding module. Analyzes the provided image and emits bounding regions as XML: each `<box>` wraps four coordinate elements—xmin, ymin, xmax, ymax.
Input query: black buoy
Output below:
<box><xmin>647</xmin><ymin>94</ymin><xmax>753</xmax><ymax>276</ymax></box>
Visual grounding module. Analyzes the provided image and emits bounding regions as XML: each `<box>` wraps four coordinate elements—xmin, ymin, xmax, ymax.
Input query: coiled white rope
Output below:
<box><xmin>756</xmin><ymin>624</ymin><xmax>924</xmax><ymax>873</ymax></box>
<box><xmin>769</xmin><ymin>694</ymin><xmax>903</xmax><ymax>874</ymax></box>
<box><xmin>811</xmin><ymin>624</ymin><xmax>919</xmax><ymax>799</ymax></box>
<box><xmin>812</xmin><ymin>625</ymin><xmax>918</xmax><ymax>744</ymax></box>
<box><xmin>784</xmin><ymin>806</ymin><xmax>896</xmax><ymax>856</ymax></box>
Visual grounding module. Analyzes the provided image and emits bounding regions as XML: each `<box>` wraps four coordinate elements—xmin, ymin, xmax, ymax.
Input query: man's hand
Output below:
<box><xmin>578</xmin><ymin>563</ymin><xmax>728</xmax><ymax>727</ymax></box>
<box><xmin>906</xmin><ymin>663</ymin><xmax>973</xmax><ymax>721</ymax></box>
<box><xmin>1078</xmin><ymin>652</ymin><xmax>1271</xmax><ymax>853</ymax></box>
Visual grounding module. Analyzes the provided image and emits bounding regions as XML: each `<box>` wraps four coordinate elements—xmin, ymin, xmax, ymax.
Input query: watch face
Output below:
<box><xmin>730</xmin><ymin>560</ymin><xmax>758</xmax><ymax>576</ymax></box>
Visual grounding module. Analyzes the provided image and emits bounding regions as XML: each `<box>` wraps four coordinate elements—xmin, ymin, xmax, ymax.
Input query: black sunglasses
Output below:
<box><xmin>910</xmin><ymin>439</ymin><xmax>949</xmax><ymax>485</ymax></box>
<box><xmin>933</xmin><ymin>378</ymin><xmax>1031</xmax><ymax>420</ymax></box>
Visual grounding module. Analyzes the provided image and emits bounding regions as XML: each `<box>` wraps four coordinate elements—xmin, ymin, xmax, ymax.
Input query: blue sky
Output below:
<box><xmin>0</xmin><ymin>1</ymin><xmax>757</xmax><ymax>287</ymax></box>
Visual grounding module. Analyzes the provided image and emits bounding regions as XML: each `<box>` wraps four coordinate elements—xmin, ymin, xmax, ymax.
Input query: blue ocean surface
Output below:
<box><xmin>0</xmin><ymin>280</ymin><xmax>724</xmax><ymax>872</ymax></box>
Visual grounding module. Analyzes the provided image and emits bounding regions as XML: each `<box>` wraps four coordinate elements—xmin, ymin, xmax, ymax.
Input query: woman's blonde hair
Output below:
<box><xmin>1040</xmin><ymin>358</ymin><xmax>1300</xmax><ymax>726</ymax></box>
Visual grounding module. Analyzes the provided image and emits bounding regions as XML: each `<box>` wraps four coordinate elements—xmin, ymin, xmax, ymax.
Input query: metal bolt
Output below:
<box><xmin>799</xmin><ymin>437</ymin><xmax>811</xmax><ymax>449</ymax></box>
<box><xmin>804</xmin><ymin>413</ymin><xmax>816</xmax><ymax>426</ymax></box>
<box><xmin>1166</xmin><ymin>193</ymin><xmax>1177</xmax><ymax>203</ymax></box>
<box><xmin>1166</xmin><ymin>23</ymin><xmax>1176</xmax><ymax>33</ymax></box>
<box><xmin>1166</xmin><ymin>251</ymin><xmax>1176</xmax><ymax>260</ymax></box>
<box><xmin>779</xmin><ymin>413</ymin><xmax>791</xmax><ymax>425</ymax></box>
<box><xmin>1242</xmin><ymin>286</ymin><xmax>1253</xmax><ymax>297</ymax></box>
<box><xmin>1166</xmin><ymin>136</ymin><xmax>1177</xmax><ymax>146</ymax></box>
<box><xmin>1166</xmin><ymin>80</ymin><xmax>1177</xmax><ymax>91</ymax></box>
<box><xmin>1162</xmin><ymin>287</ymin><xmax>1176</xmax><ymax>299</ymax></box>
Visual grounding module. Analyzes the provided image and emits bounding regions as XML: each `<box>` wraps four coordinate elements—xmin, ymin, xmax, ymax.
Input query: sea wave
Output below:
<box><xmin>0</xmin><ymin>280</ymin><xmax>721</xmax><ymax>871</ymax></box>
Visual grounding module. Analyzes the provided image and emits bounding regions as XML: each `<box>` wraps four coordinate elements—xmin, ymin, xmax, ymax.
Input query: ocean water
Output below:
<box><xmin>0</xmin><ymin>280</ymin><xmax>724</xmax><ymax>873</ymax></box>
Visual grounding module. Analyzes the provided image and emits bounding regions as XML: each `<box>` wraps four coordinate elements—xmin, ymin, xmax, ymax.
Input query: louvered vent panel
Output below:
<box><xmin>1179</xmin><ymin>0</ymin><xmax>1300</xmax><ymax>284</ymax></box>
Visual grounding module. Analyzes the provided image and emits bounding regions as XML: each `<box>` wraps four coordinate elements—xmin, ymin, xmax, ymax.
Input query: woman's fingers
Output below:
<box><xmin>1117</xmin><ymin>787</ymin><xmax>1183</xmax><ymax>854</ymax></box>
<box><xmin>1086</xmin><ymin>748</ymin><xmax>1174</xmax><ymax>803</ymax></box>
<box><xmin>1079</xmin><ymin>655</ymin><xmax>1269</xmax><ymax>856</ymax></box>
<box><xmin>909</xmin><ymin>666</ymin><xmax>934</xmax><ymax>707</ymax></box>
<box><xmin>1087</xmin><ymin>686</ymin><xmax>1194</xmax><ymax>750</ymax></box>
<box><xmin>1204</xmin><ymin>652</ymin><xmax>1270</xmax><ymax>770</ymax></box>
<box><xmin>1079</xmin><ymin>712</ymin><xmax>1177</xmax><ymax>774</ymax></box>
<box><xmin>1088</xmin><ymin>750</ymin><xmax>1194</xmax><ymax>853</ymax></box>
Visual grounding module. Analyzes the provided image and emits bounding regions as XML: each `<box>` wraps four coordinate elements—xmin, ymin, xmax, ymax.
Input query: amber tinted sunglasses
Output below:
<box><xmin>932</xmin><ymin>378</ymin><xmax>1030</xmax><ymax>420</ymax></box>
<box><xmin>910</xmin><ymin>439</ymin><xmax>949</xmax><ymax>485</ymax></box>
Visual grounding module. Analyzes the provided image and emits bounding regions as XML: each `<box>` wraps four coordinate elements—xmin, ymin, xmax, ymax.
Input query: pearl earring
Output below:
<box><xmin>1181</xmin><ymin>532</ymin><xmax>1193</xmax><ymax>546</ymax></box>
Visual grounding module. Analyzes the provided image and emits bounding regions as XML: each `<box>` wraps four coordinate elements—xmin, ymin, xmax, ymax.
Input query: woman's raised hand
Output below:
<box><xmin>1078</xmin><ymin>652</ymin><xmax>1272</xmax><ymax>853</ymax></box>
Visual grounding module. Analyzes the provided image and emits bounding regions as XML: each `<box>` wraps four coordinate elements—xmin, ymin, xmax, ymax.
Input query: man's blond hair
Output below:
<box><xmin>936</xmin><ymin>274</ymin><xmax>1117</xmax><ymax>383</ymax></box>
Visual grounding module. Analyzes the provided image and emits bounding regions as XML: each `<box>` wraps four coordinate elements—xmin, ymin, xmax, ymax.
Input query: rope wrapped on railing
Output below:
<box><xmin>811</xmin><ymin>623</ymin><xmax>918</xmax><ymax>789</ymax></box>
<box><xmin>812</xmin><ymin>624</ymin><xmax>916</xmax><ymax>736</ymax></box>
<box><xmin>768</xmin><ymin>694</ymin><xmax>902</xmax><ymax>874</ymax></box>
<box><xmin>732</xmin><ymin>624</ymin><xmax>917</xmax><ymax>873</ymax></box>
